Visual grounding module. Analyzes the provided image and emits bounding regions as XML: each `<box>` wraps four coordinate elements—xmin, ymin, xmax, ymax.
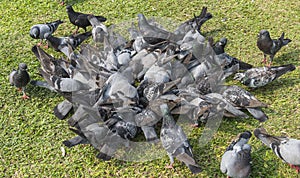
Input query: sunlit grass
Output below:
<box><xmin>0</xmin><ymin>0</ymin><xmax>299</xmax><ymax>177</ymax></box>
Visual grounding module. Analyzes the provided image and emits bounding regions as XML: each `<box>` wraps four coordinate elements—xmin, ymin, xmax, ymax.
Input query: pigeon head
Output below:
<box><xmin>18</xmin><ymin>63</ymin><xmax>28</xmax><ymax>71</ymax></box>
<box><xmin>66</xmin><ymin>5</ymin><xmax>73</xmax><ymax>12</ymax></box>
<box><xmin>30</xmin><ymin>27</ymin><xmax>40</xmax><ymax>39</ymax></box>
<box><xmin>239</xmin><ymin>131</ymin><xmax>252</xmax><ymax>140</ymax></box>
<box><xmin>253</xmin><ymin>128</ymin><xmax>267</xmax><ymax>138</ymax></box>
<box><xmin>258</xmin><ymin>30</ymin><xmax>270</xmax><ymax>39</ymax></box>
<box><xmin>219</xmin><ymin>37</ymin><xmax>227</xmax><ymax>46</ymax></box>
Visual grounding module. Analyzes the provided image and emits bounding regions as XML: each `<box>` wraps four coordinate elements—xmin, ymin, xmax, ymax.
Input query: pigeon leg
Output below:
<box><xmin>73</xmin><ymin>27</ymin><xmax>79</xmax><ymax>35</ymax></box>
<box><xmin>44</xmin><ymin>43</ymin><xmax>49</xmax><ymax>49</ymax></box>
<box><xmin>289</xmin><ymin>164</ymin><xmax>300</xmax><ymax>173</ymax></box>
<box><xmin>165</xmin><ymin>153</ymin><xmax>175</xmax><ymax>169</ymax></box>
<box><xmin>261</xmin><ymin>54</ymin><xmax>267</xmax><ymax>64</ymax></box>
<box><xmin>37</xmin><ymin>39</ymin><xmax>43</xmax><ymax>47</ymax></box>
<box><xmin>21</xmin><ymin>88</ymin><xmax>30</xmax><ymax>99</ymax></box>
<box><xmin>191</xmin><ymin>123</ymin><xmax>199</xmax><ymax>128</ymax></box>
<box><xmin>60</xmin><ymin>1</ymin><xmax>65</xmax><ymax>5</ymax></box>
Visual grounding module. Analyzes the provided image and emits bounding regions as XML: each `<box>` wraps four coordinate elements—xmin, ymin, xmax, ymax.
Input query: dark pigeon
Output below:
<box><xmin>9</xmin><ymin>63</ymin><xmax>30</xmax><ymax>99</ymax></box>
<box><xmin>254</xmin><ymin>128</ymin><xmax>300</xmax><ymax>173</ymax></box>
<box><xmin>220</xmin><ymin>131</ymin><xmax>252</xmax><ymax>178</ymax></box>
<box><xmin>208</xmin><ymin>37</ymin><xmax>227</xmax><ymax>55</ymax></box>
<box><xmin>234</xmin><ymin>64</ymin><xmax>296</xmax><ymax>88</ymax></box>
<box><xmin>46</xmin><ymin>32</ymin><xmax>92</xmax><ymax>58</ymax></box>
<box><xmin>174</xmin><ymin>6</ymin><xmax>213</xmax><ymax>37</ymax></box>
<box><xmin>29</xmin><ymin>20</ymin><xmax>63</xmax><ymax>47</ymax></box>
<box><xmin>31</xmin><ymin>45</ymin><xmax>70</xmax><ymax>78</ymax></box>
<box><xmin>257</xmin><ymin>29</ymin><xmax>292</xmax><ymax>66</ymax></box>
<box><xmin>66</xmin><ymin>5</ymin><xmax>107</xmax><ymax>34</ymax></box>
<box><xmin>160</xmin><ymin>103</ymin><xmax>202</xmax><ymax>174</ymax></box>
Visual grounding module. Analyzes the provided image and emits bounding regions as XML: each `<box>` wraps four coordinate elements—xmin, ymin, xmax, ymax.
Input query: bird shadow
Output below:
<box><xmin>274</xmin><ymin>49</ymin><xmax>300</xmax><ymax>66</ymax></box>
<box><xmin>26</xmin><ymin>84</ymin><xmax>60</xmax><ymax>99</ymax></box>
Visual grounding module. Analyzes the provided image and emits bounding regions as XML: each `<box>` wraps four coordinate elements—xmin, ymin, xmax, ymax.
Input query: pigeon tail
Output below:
<box><xmin>279</xmin><ymin>32</ymin><xmax>292</xmax><ymax>46</ymax></box>
<box><xmin>187</xmin><ymin>164</ymin><xmax>202</xmax><ymax>174</ymax></box>
<box><xmin>238</xmin><ymin>60</ymin><xmax>253</xmax><ymax>70</ymax></box>
<box><xmin>246</xmin><ymin>108</ymin><xmax>268</xmax><ymax>122</ymax></box>
<box><xmin>273</xmin><ymin>64</ymin><xmax>295</xmax><ymax>79</ymax></box>
<box><xmin>95</xmin><ymin>15</ymin><xmax>107</xmax><ymax>23</ymax></box>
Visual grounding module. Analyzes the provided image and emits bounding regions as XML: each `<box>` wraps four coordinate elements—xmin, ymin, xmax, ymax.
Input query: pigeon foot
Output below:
<box><xmin>22</xmin><ymin>94</ymin><xmax>30</xmax><ymax>99</ymax></box>
<box><xmin>289</xmin><ymin>164</ymin><xmax>300</xmax><ymax>174</ymax></box>
<box><xmin>165</xmin><ymin>164</ymin><xmax>174</xmax><ymax>169</ymax></box>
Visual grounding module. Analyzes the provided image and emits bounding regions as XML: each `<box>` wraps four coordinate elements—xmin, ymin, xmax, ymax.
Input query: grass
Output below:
<box><xmin>0</xmin><ymin>0</ymin><xmax>299</xmax><ymax>177</ymax></box>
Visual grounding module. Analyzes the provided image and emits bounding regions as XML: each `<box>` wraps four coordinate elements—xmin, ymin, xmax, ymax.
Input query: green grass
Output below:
<box><xmin>0</xmin><ymin>0</ymin><xmax>299</xmax><ymax>177</ymax></box>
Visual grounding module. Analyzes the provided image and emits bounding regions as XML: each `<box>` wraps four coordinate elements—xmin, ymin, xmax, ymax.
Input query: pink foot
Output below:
<box><xmin>191</xmin><ymin>123</ymin><xmax>199</xmax><ymax>128</ymax></box>
<box><xmin>60</xmin><ymin>1</ymin><xmax>65</xmax><ymax>6</ymax></box>
<box><xmin>37</xmin><ymin>42</ymin><xmax>42</xmax><ymax>47</ymax></box>
<box><xmin>22</xmin><ymin>94</ymin><xmax>30</xmax><ymax>99</ymax></box>
<box><xmin>289</xmin><ymin>164</ymin><xmax>300</xmax><ymax>173</ymax></box>
<box><xmin>165</xmin><ymin>164</ymin><xmax>174</xmax><ymax>169</ymax></box>
<box><xmin>261</xmin><ymin>58</ymin><xmax>267</xmax><ymax>64</ymax></box>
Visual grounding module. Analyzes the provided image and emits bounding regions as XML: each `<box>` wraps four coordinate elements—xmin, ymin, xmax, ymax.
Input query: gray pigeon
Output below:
<box><xmin>220</xmin><ymin>85</ymin><xmax>268</xmax><ymax>122</ymax></box>
<box><xmin>234</xmin><ymin>64</ymin><xmax>296</xmax><ymax>88</ymax></box>
<box><xmin>38</xmin><ymin>68</ymin><xmax>91</xmax><ymax>92</ymax></box>
<box><xmin>31</xmin><ymin>45</ymin><xmax>70</xmax><ymax>78</ymax></box>
<box><xmin>254</xmin><ymin>128</ymin><xmax>300</xmax><ymax>173</ymax></box>
<box><xmin>54</xmin><ymin>99</ymin><xmax>73</xmax><ymax>120</ymax></box>
<box><xmin>66</xmin><ymin>5</ymin><xmax>107</xmax><ymax>34</ymax></box>
<box><xmin>29</xmin><ymin>20</ymin><xmax>63</xmax><ymax>47</ymax></box>
<box><xmin>257</xmin><ymin>30</ymin><xmax>291</xmax><ymax>66</ymax></box>
<box><xmin>9</xmin><ymin>63</ymin><xmax>30</xmax><ymax>99</ymax></box>
<box><xmin>46</xmin><ymin>32</ymin><xmax>92</xmax><ymax>58</ymax></box>
<box><xmin>87</xmin><ymin>14</ymin><xmax>108</xmax><ymax>43</ymax></box>
<box><xmin>220</xmin><ymin>131</ymin><xmax>252</xmax><ymax>178</ymax></box>
<box><xmin>160</xmin><ymin>103</ymin><xmax>202</xmax><ymax>174</ymax></box>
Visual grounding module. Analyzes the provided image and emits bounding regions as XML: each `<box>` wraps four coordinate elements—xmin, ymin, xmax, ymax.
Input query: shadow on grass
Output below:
<box><xmin>26</xmin><ymin>83</ymin><xmax>60</xmax><ymax>99</ymax></box>
<box><xmin>274</xmin><ymin>49</ymin><xmax>300</xmax><ymax>66</ymax></box>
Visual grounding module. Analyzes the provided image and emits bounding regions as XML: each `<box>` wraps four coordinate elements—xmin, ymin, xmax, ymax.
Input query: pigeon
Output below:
<box><xmin>254</xmin><ymin>128</ymin><xmax>300</xmax><ymax>173</ymax></box>
<box><xmin>66</xmin><ymin>5</ymin><xmax>107</xmax><ymax>34</ymax></box>
<box><xmin>174</xmin><ymin>6</ymin><xmax>213</xmax><ymax>38</ymax></box>
<box><xmin>46</xmin><ymin>31</ymin><xmax>92</xmax><ymax>58</ymax></box>
<box><xmin>220</xmin><ymin>131</ymin><xmax>252</xmax><ymax>178</ymax></box>
<box><xmin>219</xmin><ymin>85</ymin><xmax>268</xmax><ymax>122</ymax></box>
<box><xmin>38</xmin><ymin>68</ymin><xmax>91</xmax><ymax>92</ymax></box>
<box><xmin>29</xmin><ymin>20</ymin><xmax>63</xmax><ymax>47</ymax></box>
<box><xmin>31</xmin><ymin>45</ymin><xmax>70</xmax><ymax>78</ymax></box>
<box><xmin>234</xmin><ymin>64</ymin><xmax>296</xmax><ymax>88</ymax></box>
<box><xmin>257</xmin><ymin>30</ymin><xmax>292</xmax><ymax>66</ymax></box>
<box><xmin>54</xmin><ymin>99</ymin><xmax>73</xmax><ymax>120</ymax></box>
<box><xmin>209</xmin><ymin>37</ymin><xmax>227</xmax><ymax>55</ymax></box>
<box><xmin>9</xmin><ymin>63</ymin><xmax>31</xmax><ymax>99</ymax></box>
<box><xmin>87</xmin><ymin>14</ymin><xmax>108</xmax><ymax>43</ymax></box>
<box><xmin>160</xmin><ymin>103</ymin><xmax>202</xmax><ymax>174</ymax></box>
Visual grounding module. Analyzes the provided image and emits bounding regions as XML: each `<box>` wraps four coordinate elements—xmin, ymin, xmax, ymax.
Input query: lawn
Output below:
<box><xmin>0</xmin><ymin>0</ymin><xmax>299</xmax><ymax>177</ymax></box>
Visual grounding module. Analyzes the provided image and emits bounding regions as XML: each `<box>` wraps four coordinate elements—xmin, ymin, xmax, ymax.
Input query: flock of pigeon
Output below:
<box><xmin>8</xmin><ymin>3</ymin><xmax>300</xmax><ymax>177</ymax></box>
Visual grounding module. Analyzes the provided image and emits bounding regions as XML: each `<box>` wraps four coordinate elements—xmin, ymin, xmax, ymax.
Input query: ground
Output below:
<box><xmin>0</xmin><ymin>0</ymin><xmax>299</xmax><ymax>177</ymax></box>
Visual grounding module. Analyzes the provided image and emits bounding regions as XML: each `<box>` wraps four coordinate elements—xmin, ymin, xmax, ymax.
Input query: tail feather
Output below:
<box><xmin>187</xmin><ymin>164</ymin><xmax>202</xmax><ymax>174</ymax></box>
<box><xmin>95</xmin><ymin>15</ymin><xmax>107</xmax><ymax>22</ymax></box>
<box><xmin>273</xmin><ymin>64</ymin><xmax>295</xmax><ymax>79</ymax></box>
<box><xmin>246</xmin><ymin>108</ymin><xmax>268</xmax><ymax>122</ymax></box>
<box><xmin>238</xmin><ymin>60</ymin><xmax>253</xmax><ymax>70</ymax></box>
<box><xmin>279</xmin><ymin>32</ymin><xmax>292</xmax><ymax>46</ymax></box>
